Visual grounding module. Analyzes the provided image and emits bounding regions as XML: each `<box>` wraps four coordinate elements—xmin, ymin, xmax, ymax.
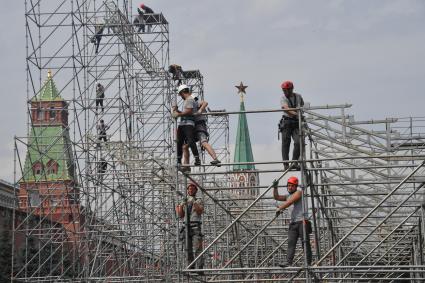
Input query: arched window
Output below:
<box><xmin>238</xmin><ymin>175</ymin><xmax>245</xmax><ymax>188</ymax></box>
<box><xmin>250</xmin><ymin>175</ymin><xmax>256</xmax><ymax>186</ymax></box>
<box><xmin>32</xmin><ymin>162</ymin><xmax>43</xmax><ymax>175</ymax></box>
<box><xmin>46</xmin><ymin>160</ymin><xmax>59</xmax><ymax>175</ymax></box>
<box><xmin>250</xmin><ymin>175</ymin><xmax>257</xmax><ymax>196</ymax></box>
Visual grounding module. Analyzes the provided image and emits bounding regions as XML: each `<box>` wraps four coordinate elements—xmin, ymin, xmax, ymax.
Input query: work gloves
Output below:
<box><xmin>275</xmin><ymin>207</ymin><xmax>283</xmax><ymax>217</ymax></box>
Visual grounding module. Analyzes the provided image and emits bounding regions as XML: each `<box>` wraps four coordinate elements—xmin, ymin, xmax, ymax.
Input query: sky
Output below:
<box><xmin>0</xmin><ymin>0</ymin><xmax>424</xmax><ymax>182</ymax></box>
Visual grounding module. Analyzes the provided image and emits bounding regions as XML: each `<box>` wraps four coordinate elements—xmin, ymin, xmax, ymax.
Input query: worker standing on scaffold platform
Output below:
<box><xmin>279</xmin><ymin>81</ymin><xmax>304</xmax><ymax>171</ymax></box>
<box><xmin>133</xmin><ymin>6</ymin><xmax>145</xmax><ymax>33</ymax></box>
<box><xmin>172</xmin><ymin>85</ymin><xmax>201</xmax><ymax>172</ymax></box>
<box><xmin>139</xmin><ymin>3</ymin><xmax>155</xmax><ymax>32</ymax></box>
<box><xmin>273</xmin><ymin>176</ymin><xmax>312</xmax><ymax>267</ymax></box>
<box><xmin>176</xmin><ymin>183</ymin><xmax>204</xmax><ymax>270</ymax></box>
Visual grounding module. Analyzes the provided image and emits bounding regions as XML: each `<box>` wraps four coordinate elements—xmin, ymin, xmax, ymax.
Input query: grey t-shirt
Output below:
<box><xmin>287</xmin><ymin>188</ymin><xmax>306</xmax><ymax>223</ymax></box>
<box><xmin>179</xmin><ymin>96</ymin><xmax>195</xmax><ymax>126</ymax></box>
<box><xmin>280</xmin><ymin>93</ymin><xmax>304</xmax><ymax>118</ymax></box>
<box><xmin>180</xmin><ymin>196</ymin><xmax>203</xmax><ymax>223</ymax></box>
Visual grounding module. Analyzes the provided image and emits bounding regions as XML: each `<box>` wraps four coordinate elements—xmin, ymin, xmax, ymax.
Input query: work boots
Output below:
<box><xmin>210</xmin><ymin>159</ymin><xmax>221</xmax><ymax>167</ymax></box>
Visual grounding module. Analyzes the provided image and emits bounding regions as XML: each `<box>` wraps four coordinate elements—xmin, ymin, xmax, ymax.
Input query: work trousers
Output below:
<box><xmin>96</xmin><ymin>99</ymin><xmax>104</xmax><ymax>112</ymax></box>
<box><xmin>177</xmin><ymin>125</ymin><xmax>199</xmax><ymax>162</ymax></box>
<box><xmin>186</xmin><ymin>225</ymin><xmax>204</xmax><ymax>269</ymax></box>
<box><xmin>287</xmin><ymin>221</ymin><xmax>312</xmax><ymax>265</ymax></box>
<box><xmin>281</xmin><ymin>122</ymin><xmax>301</xmax><ymax>162</ymax></box>
<box><xmin>94</xmin><ymin>35</ymin><xmax>102</xmax><ymax>53</ymax></box>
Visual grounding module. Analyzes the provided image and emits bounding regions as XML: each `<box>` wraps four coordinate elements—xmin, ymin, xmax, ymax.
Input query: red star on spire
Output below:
<box><xmin>235</xmin><ymin>82</ymin><xmax>248</xmax><ymax>94</ymax></box>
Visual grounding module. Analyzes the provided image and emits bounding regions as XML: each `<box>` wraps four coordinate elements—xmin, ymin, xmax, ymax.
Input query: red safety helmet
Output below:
<box><xmin>281</xmin><ymin>81</ymin><xmax>294</xmax><ymax>90</ymax></box>
<box><xmin>287</xmin><ymin>176</ymin><xmax>299</xmax><ymax>186</ymax></box>
<box><xmin>140</xmin><ymin>3</ymin><xmax>145</xmax><ymax>9</ymax></box>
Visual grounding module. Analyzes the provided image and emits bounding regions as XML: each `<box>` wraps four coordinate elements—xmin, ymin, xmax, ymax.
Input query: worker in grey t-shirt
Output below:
<box><xmin>172</xmin><ymin>84</ymin><xmax>201</xmax><ymax>171</ymax></box>
<box><xmin>279</xmin><ymin>80</ymin><xmax>304</xmax><ymax>171</ymax></box>
<box><xmin>273</xmin><ymin>176</ymin><xmax>312</xmax><ymax>267</ymax></box>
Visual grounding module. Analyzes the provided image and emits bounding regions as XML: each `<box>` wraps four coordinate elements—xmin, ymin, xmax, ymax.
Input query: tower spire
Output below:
<box><xmin>233</xmin><ymin>82</ymin><xmax>255</xmax><ymax>170</ymax></box>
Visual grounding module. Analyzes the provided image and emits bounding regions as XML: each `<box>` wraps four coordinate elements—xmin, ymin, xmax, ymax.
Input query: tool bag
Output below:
<box><xmin>304</xmin><ymin>219</ymin><xmax>312</xmax><ymax>234</ymax></box>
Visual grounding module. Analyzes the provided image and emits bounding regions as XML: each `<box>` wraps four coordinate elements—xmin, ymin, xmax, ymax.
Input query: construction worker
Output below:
<box><xmin>176</xmin><ymin>183</ymin><xmax>204</xmax><ymax>270</ymax></box>
<box><xmin>96</xmin><ymin>83</ymin><xmax>105</xmax><ymax>113</ymax></box>
<box><xmin>133</xmin><ymin>7</ymin><xmax>145</xmax><ymax>33</ymax></box>
<box><xmin>183</xmin><ymin>93</ymin><xmax>221</xmax><ymax>167</ymax></box>
<box><xmin>91</xmin><ymin>20</ymin><xmax>105</xmax><ymax>54</ymax></box>
<box><xmin>273</xmin><ymin>176</ymin><xmax>312</xmax><ymax>267</ymax></box>
<box><xmin>139</xmin><ymin>3</ymin><xmax>154</xmax><ymax>32</ymax></box>
<box><xmin>279</xmin><ymin>81</ymin><xmax>304</xmax><ymax>171</ymax></box>
<box><xmin>168</xmin><ymin>64</ymin><xmax>184</xmax><ymax>85</ymax></box>
<box><xmin>97</xmin><ymin>119</ymin><xmax>109</xmax><ymax>147</ymax></box>
<box><xmin>96</xmin><ymin>158</ymin><xmax>107</xmax><ymax>185</ymax></box>
<box><xmin>172</xmin><ymin>85</ymin><xmax>201</xmax><ymax>171</ymax></box>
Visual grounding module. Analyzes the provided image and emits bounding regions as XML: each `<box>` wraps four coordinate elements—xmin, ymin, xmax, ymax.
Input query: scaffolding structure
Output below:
<box><xmin>12</xmin><ymin>1</ymin><xmax>425</xmax><ymax>282</ymax></box>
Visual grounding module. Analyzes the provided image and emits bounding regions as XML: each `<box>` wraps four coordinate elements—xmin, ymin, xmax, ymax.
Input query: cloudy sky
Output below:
<box><xmin>1</xmin><ymin>0</ymin><xmax>424</xmax><ymax>182</ymax></box>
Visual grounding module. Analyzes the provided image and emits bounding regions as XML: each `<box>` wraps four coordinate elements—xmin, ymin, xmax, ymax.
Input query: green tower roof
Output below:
<box><xmin>31</xmin><ymin>70</ymin><xmax>63</xmax><ymax>102</ymax></box>
<box><xmin>21</xmin><ymin>126</ymin><xmax>75</xmax><ymax>182</ymax></box>
<box><xmin>233</xmin><ymin>98</ymin><xmax>255</xmax><ymax>171</ymax></box>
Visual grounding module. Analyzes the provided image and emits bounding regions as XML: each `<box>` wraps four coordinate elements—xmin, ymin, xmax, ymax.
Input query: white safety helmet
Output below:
<box><xmin>191</xmin><ymin>92</ymin><xmax>199</xmax><ymax>100</ymax></box>
<box><xmin>177</xmin><ymin>84</ymin><xmax>190</xmax><ymax>94</ymax></box>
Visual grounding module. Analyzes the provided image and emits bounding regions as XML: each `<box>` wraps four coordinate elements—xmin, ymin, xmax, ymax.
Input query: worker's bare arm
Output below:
<box><xmin>277</xmin><ymin>190</ymin><xmax>302</xmax><ymax>211</ymax></box>
<box><xmin>273</xmin><ymin>186</ymin><xmax>287</xmax><ymax>202</ymax></box>
<box><xmin>282</xmin><ymin>103</ymin><xmax>298</xmax><ymax>117</ymax></box>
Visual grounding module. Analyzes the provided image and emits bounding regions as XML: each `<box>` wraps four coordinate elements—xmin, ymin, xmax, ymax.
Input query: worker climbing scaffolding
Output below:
<box><xmin>96</xmin><ymin>119</ymin><xmax>109</xmax><ymax>147</ymax></box>
<box><xmin>91</xmin><ymin>20</ymin><xmax>105</xmax><ymax>54</ymax></box>
<box><xmin>273</xmin><ymin>176</ymin><xmax>312</xmax><ymax>267</ymax></box>
<box><xmin>176</xmin><ymin>183</ymin><xmax>205</xmax><ymax>270</ymax></box>
<box><xmin>96</xmin><ymin>83</ymin><xmax>105</xmax><ymax>113</ymax></box>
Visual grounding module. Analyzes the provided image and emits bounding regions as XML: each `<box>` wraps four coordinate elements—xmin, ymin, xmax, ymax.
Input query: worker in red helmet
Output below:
<box><xmin>279</xmin><ymin>80</ymin><xmax>305</xmax><ymax>171</ymax></box>
<box><xmin>273</xmin><ymin>177</ymin><xmax>312</xmax><ymax>267</ymax></box>
<box><xmin>139</xmin><ymin>3</ymin><xmax>155</xmax><ymax>32</ymax></box>
<box><xmin>133</xmin><ymin>5</ymin><xmax>145</xmax><ymax>33</ymax></box>
<box><xmin>176</xmin><ymin>183</ymin><xmax>204</xmax><ymax>270</ymax></box>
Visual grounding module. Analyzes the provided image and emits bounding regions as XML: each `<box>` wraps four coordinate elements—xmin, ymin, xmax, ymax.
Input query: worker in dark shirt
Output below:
<box><xmin>91</xmin><ymin>21</ymin><xmax>105</xmax><ymax>54</ymax></box>
<box><xmin>133</xmin><ymin>7</ymin><xmax>145</xmax><ymax>33</ymax></box>
<box><xmin>139</xmin><ymin>3</ymin><xmax>155</xmax><ymax>32</ymax></box>
<box><xmin>96</xmin><ymin>83</ymin><xmax>105</xmax><ymax>113</ymax></box>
